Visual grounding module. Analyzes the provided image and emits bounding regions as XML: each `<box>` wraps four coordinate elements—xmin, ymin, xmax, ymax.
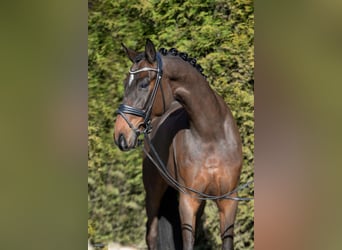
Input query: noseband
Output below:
<box><xmin>116</xmin><ymin>53</ymin><xmax>163</xmax><ymax>137</ymax></box>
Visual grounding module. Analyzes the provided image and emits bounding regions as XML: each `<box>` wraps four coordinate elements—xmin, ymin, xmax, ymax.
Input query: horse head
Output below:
<box><xmin>114</xmin><ymin>39</ymin><xmax>170</xmax><ymax>151</ymax></box>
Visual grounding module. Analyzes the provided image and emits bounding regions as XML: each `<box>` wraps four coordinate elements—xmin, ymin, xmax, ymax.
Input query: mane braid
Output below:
<box><xmin>159</xmin><ymin>47</ymin><xmax>206</xmax><ymax>77</ymax></box>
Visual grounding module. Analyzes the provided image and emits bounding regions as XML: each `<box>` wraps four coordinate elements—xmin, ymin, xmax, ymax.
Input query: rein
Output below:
<box><xmin>117</xmin><ymin>53</ymin><xmax>253</xmax><ymax>201</ymax></box>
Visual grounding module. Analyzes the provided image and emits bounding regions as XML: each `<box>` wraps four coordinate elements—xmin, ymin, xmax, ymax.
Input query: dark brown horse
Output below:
<box><xmin>114</xmin><ymin>39</ymin><xmax>243</xmax><ymax>250</ymax></box>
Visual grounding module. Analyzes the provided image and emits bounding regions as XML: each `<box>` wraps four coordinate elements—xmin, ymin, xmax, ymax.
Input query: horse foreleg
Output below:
<box><xmin>216</xmin><ymin>198</ymin><xmax>238</xmax><ymax>250</ymax></box>
<box><xmin>179</xmin><ymin>194</ymin><xmax>202</xmax><ymax>250</ymax></box>
<box><xmin>145</xmin><ymin>183</ymin><xmax>167</xmax><ymax>250</ymax></box>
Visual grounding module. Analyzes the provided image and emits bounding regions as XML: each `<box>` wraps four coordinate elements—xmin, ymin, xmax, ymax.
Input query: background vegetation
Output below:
<box><xmin>88</xmin><ymin>0</ymin><xmax>254</xmax><ymax>248</ymax></box>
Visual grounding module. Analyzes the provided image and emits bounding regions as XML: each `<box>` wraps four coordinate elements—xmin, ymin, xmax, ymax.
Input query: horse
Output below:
<box><xmin>114</xmin><ymin>39</ymin><xmax>243</xmax><ymax>250</ymax></box>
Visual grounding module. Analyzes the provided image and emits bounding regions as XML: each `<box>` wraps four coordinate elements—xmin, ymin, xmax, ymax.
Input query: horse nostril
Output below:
<box><xmin>118</xmin><ymin>133</ymin><xmax>128</xmax><ymax>151</ymax></box>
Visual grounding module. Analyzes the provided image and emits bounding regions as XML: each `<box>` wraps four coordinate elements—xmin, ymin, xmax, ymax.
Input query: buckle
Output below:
<box><xmin>143</xmin><ymin>120</ymin><xmax>153</xmax><ymax>134</ymax></box>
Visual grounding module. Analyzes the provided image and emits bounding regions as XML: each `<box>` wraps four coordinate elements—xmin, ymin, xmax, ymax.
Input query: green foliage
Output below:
<box><xmin>89</xmin><ymin>0</ymin><xmax>254</xmax><ymax>248</ymax></box>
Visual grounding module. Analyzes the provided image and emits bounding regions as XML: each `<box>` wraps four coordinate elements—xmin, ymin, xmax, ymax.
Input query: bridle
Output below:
<box><xmin>116</xmin><ymin>52</ymin><xmax>253</xmax><ymax>201</ymax></box>
<box><xmin>116</xmin><ymin>53</ymin><xmax>163</xmax><ymax>137</ymax></box>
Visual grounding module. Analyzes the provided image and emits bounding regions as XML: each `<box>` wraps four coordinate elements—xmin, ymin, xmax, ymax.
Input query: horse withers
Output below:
<box><xmin>114</xmin><ymin>39</ymin><xmax>243</xmax><ymax>250</ymax></box>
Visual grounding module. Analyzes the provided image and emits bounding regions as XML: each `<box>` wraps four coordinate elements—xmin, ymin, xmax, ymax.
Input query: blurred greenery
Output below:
<box><xmin>88</xmin><ymin>0</ymin><xmax>254</xmax><ymax>248</ymax></box>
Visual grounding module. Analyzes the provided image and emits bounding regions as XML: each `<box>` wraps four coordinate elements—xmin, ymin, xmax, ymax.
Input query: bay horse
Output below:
<box><xmin>114</xmin><ymin>39</ymin><xmax>243</xmax><ymax>250</ymax></box>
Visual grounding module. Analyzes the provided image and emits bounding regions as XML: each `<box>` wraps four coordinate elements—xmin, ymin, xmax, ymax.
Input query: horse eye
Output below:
<box><xmin>139</xmin><ymin>80</ymin><xmax>150</xmax><ymax>89</ymax></box>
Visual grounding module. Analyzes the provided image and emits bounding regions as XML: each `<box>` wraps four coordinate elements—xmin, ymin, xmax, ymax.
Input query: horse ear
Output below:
<box><xmin>121</xmin><ymin>43</ymin><xmax>138</xmax><ymax>63</ymax></box>
<box><xmin>145</xmin><ymin>39</ymin><xmax>156</xmax><ymax>64</ymax></box>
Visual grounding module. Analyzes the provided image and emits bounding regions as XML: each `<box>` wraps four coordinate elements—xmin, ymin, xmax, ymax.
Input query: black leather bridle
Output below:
<box><xmin>116</xmin><ymin>53</ymin><xmax>163</xmax><ymax>137</ymax></box>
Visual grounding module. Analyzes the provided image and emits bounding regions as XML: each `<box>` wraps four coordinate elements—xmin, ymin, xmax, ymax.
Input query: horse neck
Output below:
<box><xmin>163</xmin><ymin>56</ymin><xmax>231</xmax><ymax>140</ymax></box>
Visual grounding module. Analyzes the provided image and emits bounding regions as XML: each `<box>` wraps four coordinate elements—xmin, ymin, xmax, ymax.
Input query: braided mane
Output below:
<box><xmin>159</xmin><ymin>48</ymin><xmax>206</xmax><ymax>77</ymax></box>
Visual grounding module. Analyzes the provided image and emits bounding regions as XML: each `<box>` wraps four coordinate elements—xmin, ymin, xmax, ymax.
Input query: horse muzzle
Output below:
<box><xmin>114</xmin><ymin>109</ymin><xmax>147</xmax><ymax>151</ymax></box>
<box><xmin>114</xmin><ymin>116</ymin><xmax>141</xmax><ymax>151</ymax></box>
<box><xmin>117</xmin><ymin>133</ymin><xmax>128</xmax><ymax>151</ymax></box>
<box><xmin>114</xmin><ymin>132</ymin><xmax>139</xmax><ymax>151</ymax></box>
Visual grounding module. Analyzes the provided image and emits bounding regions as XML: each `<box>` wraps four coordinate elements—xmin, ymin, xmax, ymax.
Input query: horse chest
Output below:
<box><xmin>204</xmin><ymin>156</ymin><xmax>220</xmax><ymax>169</ymax></box>
<box><xmin>173</xmin><ymin>131</ymin><xmax>239</xmax><ymax>187</ymax></box>
<box><xmin>175</xmin><ymin>144</ymin><xmax>223</xmax><ymax>173</ymax></box>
